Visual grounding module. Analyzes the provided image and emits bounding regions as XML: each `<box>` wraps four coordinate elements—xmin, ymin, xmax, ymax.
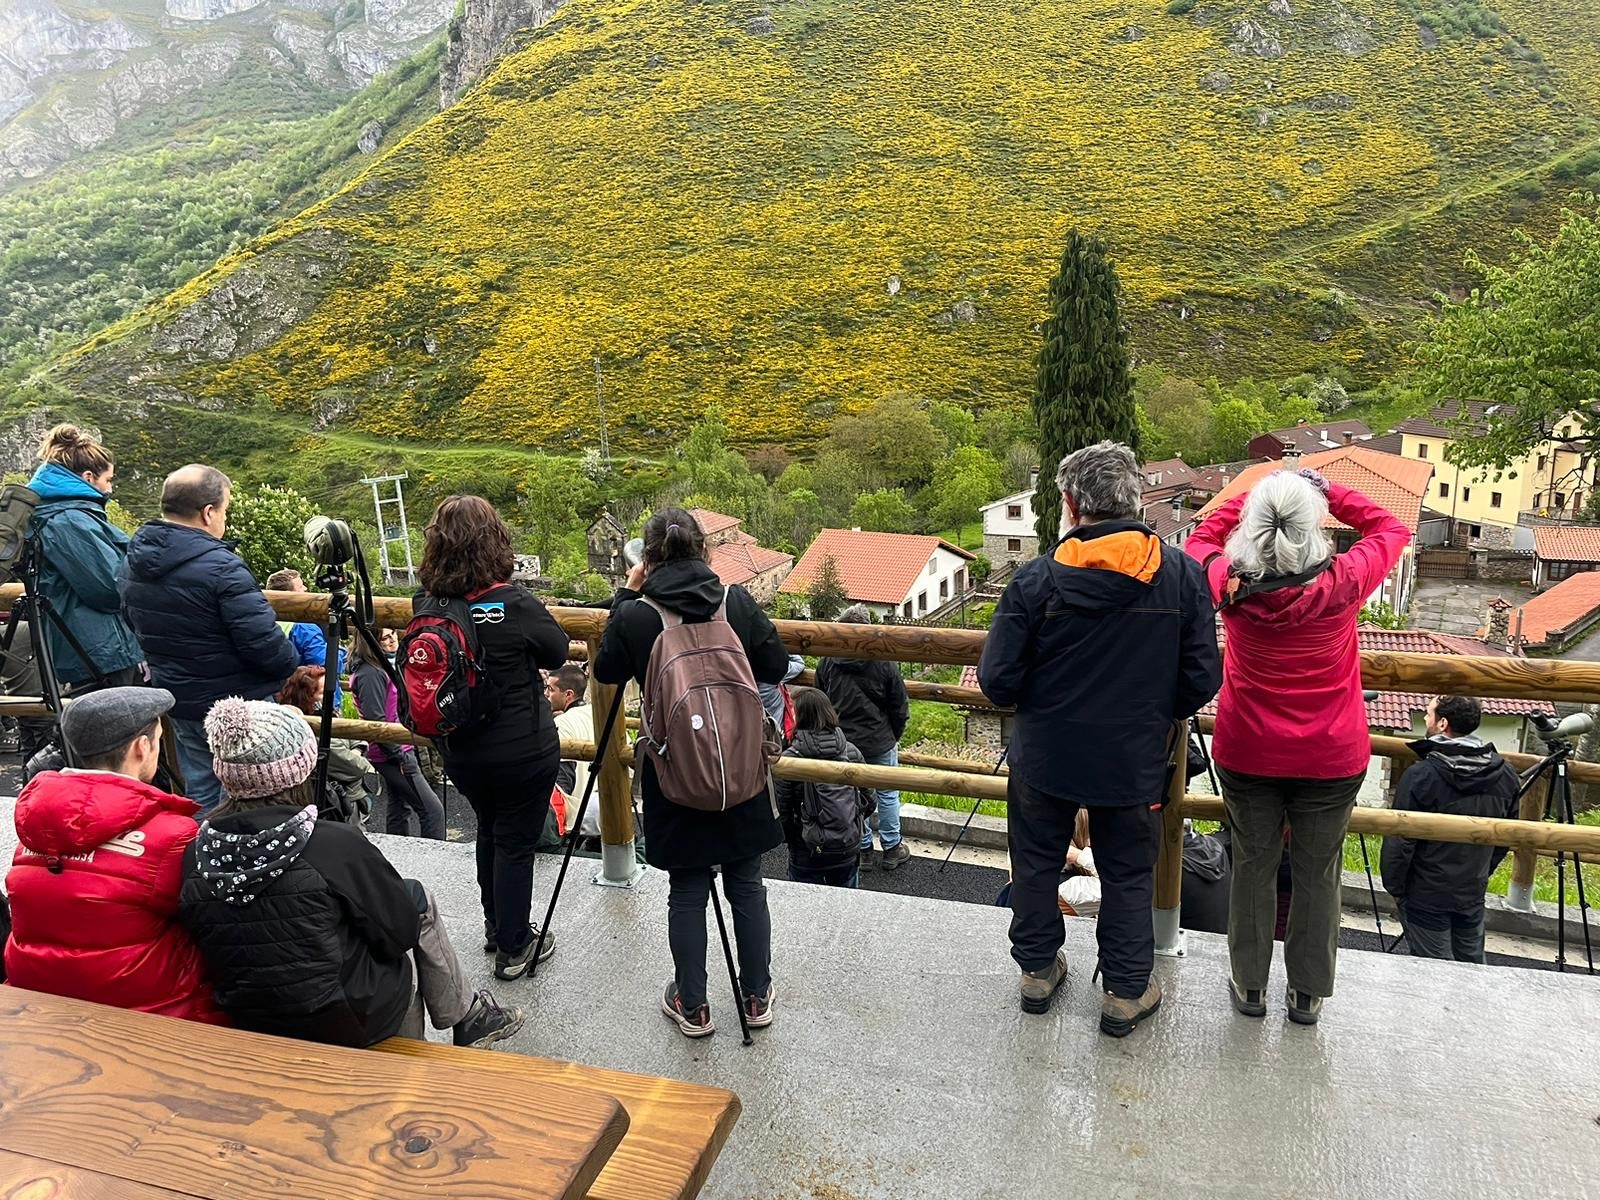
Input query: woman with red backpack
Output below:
<box><xmin>413</xmin><ymin>495</ymin><xmax>569</xmax><ymax>981</ymax></box>
<box><xmin>593</xmin><ymin>508</ymin><xmax>791</xmax><ymax>1038</ymax></box>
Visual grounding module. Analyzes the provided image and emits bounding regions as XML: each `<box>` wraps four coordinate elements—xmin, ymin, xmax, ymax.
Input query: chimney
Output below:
<box><xmin>1029</xmin><ymin>466</ymin><xmax>1040</xmax><ymax>487</ymax></box>
<box><xmin>1282</xmin><ymin>445</ymin><xmax>1303</xmax><ymax>468</ymax></box>
<box><xmin>1485</xmin><ymin>597</ymin><xmax>1513</xmax><ymax>649</ymax></box>
<box><xmin>1343</xmin><ymin>430</ymin><xmax>1354</xmax><ymax>446</ymax></box>
<box><xmin>1170</xmin><ymin>490</ymin><xmax>1184</xmax><ymax>516</ymax></box>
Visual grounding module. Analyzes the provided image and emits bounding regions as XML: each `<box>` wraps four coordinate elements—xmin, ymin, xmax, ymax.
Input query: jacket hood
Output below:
<box><xmin>1183</xmin><ymin>827</ymin><xmax>1229</xmax><ymax>881</ymax></box>
<box><xmin>14</xmin><ymin>770</ymin><xmax>199</xmax><ymax>855</ymax></box>
<box><xmin>124</xmin><ymin>520</ymin><xmax>229</xmax><ymax>582</ymax></box>
<box><xmin>193</xmin><ymin>804</ymin><xmax>317</xmax><ymax>905</ymax></box>
<box><xmin>641</xmin><ymin>557</ymin><xmax>727</xmax><ymax>619</ymax></box>
<box><xmin>1042</xmin><ymin>522</ymin><xmax>1163</xmax><ymax>611</ymax></box>
<box><xmin>1406</xmin><ymin>734</ymin><xmax>1508</xmax><ymax>785</ymax></box>
<box><xmin>28</xmin><ymin>462</ymin><xmax>108</xmax><ymax>507</ymax></box>
<box><xmin>791</xmin><ymin>728</ymin><xmax>850</xmax><ymax>760</ymax></box>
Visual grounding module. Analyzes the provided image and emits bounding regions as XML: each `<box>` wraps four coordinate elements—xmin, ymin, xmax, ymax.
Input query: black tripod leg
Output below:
<box><xmin>710</xmin><ymin>874</ymin><xmax>753</xmax><ymax>1046</ymax></box>
<box><xmin>939</xmin><ymin>748</ymin><xmax>1008</xmax><ymax>873</ymax></box>
<box><xmin>1359</xmin><ymin>833</ymin><xmax>1387</xmax><ymax>952</ymax></box>
<box><xmin>1557</xmin><ymin>770</ymin><xmax>1595</xmax><ymax>974</ymax></box>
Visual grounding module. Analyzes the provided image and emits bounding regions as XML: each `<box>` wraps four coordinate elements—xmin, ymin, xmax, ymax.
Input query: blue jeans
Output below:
<box><xmin>861</xmin><ymin>745</ymin><xmax>901</xmax><ymax>851</ymax></box>
<box><xmin>171</xmin><ymin>717</ymin><xmax>223</xmax><ymax>815</ymax></box>
<box><xmin>788</xmin><ymin>862</ymin><xmax>860</xmax><ymax>888</ymax></box>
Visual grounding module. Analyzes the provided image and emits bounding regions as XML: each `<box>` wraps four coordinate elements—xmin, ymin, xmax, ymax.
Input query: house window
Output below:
<box><xmin>1556</xmin><ymin>492</ymin><xmax>1567</xmax><ymax>509</ymax></box>
<box><xmin>1462</xmin><ymin>487</ymin><xmax>1471</xmax><ymax>503</ymax></box>
<box><xmin>902</xmin><ymin>601</ymin><xmax>912</xmax><ymax>618</ymax></box>
<box><xmin>927</xmin><ymin>559</ymin><xmax>937</xmax><ymax>576</ymax></box>
<box><xmin>1007</xmin><ymin>537</ymin><xmax>1022</xmax><ymax>552</ymax></box>
<box><xmin>1491</xmin><ymin>491</ymin><xmax>1502</xmax><ymax>508</ymax></box>
<box><xmin>1468</xmin><ymin>524</ymin><xmax>1482</xmax><ymax>538</ymax></box>
<box><xmin>1006</xmin><ymin>504</ymin><xmax>1022</xmax><ymax>519</ymax></box>
<box><xmin>1418</xmin><ymin>443</ymin><xmax>1429</xmax><ymax>459</ymax></box>
<box><xmin>954</xmin><ymin>569</ymin><xmax>965</xmax><ymax>593</ymax></box>
<box><xmin>1539</xmin><ymin>453</ymin><xmax>1548</xmax><ymax>470</ymax></box>
<box><xmin>1439</xmin><ymin>482</ymin><xmax>1450</xmax><ymax>498</ymax></box>
<box><xmin>917</xmin><ymin>591</ymin><xmax>928</xmax><ymax>614</ymax></box>
<box><xmin>940</xmin><ymin>579</ymin><xmax>949</xmax><ymax>601</ymax></box>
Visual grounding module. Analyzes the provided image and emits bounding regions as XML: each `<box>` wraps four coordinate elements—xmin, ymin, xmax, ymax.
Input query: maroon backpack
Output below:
<box><xmin>398</xmin><ymin>587</ymin><xmax>504</xmax><ymax>738</ymax></box>
<box><xmin>637</xmin><ymin>589</ymin><xmax>774</xmax><ymax>811</ymax></box>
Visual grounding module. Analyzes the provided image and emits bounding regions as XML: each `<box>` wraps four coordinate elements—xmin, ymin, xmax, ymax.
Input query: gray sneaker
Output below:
<box><xmin>1020</xmin><ymin>952</ymin><xmax>1068</xmax><ymax>1014</ymax></box>
<box><xmin>1230</xmin><ymin>977</ymin><xmax>1267</xmax><ymax>1018</ymax></box>
<box><xmin>1285</xmin><ymin>986</ymin><xmax>1323</xmax><ymax>1026</ymax></box>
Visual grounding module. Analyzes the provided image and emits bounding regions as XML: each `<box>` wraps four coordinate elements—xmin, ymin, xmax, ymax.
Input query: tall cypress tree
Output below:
<box><xmin>1031</xmin><ymin>230</ymin><xmax>1139</xmax><ymax>546</ymax></box>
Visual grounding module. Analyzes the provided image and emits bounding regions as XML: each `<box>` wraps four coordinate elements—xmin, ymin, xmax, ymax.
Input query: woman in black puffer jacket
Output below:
<box><xmin>593</xmin><ymin>508</ymin><xmax>790</xmax><ymax>1039</ymax></box>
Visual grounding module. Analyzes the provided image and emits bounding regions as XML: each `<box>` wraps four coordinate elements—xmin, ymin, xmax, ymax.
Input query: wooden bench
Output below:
<box><xmin>376</xmin><ymin>1039</ymin><xmax>741</xmax><ymax>1200</ymax></box>
<box><xmin>0</xmin><ymin>989</ymin><xmax>629</xmax><ymax>1200</ymax></box>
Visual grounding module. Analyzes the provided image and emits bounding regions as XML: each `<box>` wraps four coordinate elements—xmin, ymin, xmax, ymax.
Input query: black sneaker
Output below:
<box><xmin>743</xmin><ymin>984</ymin><xmax>775</xmax><ymax>1029</ymax></box>
<box><xmin>494</xmin><ymin>926</ymin><xmax>556</xmax><ymax>980</ymax></box>
<box><xmin>452</xmin><ymin>990</ymin><xmax>526</xmax><ymax>1048</ymax></box>
<box><xmin>661</xmin><ymin>981</ymin><xmax>714</xmax><ymax>1038</ymax></box>
<box><xmin>881</xmin><ymin>841</ymin><xmax>911</xmax><ymax>871</ymax></box>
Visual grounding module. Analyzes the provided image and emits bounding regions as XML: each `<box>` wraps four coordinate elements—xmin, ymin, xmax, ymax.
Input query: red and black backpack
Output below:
<box><xmin>398</xmin><ymin>587</ymin><xmax>504</xmax><ymax>738</ymax></box>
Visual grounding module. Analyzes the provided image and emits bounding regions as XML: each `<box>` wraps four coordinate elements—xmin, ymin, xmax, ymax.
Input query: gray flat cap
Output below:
<box><xmin>61</xmin><ymin>687</ymin><xmax>174</xmax><ymax>761</ymax></box>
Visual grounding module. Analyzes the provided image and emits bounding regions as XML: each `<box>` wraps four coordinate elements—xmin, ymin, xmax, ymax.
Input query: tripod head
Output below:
<box><xmin>1530</xmin><ymin>711</ymin><xmax>1592</xmax><ymax>757</ymax></box>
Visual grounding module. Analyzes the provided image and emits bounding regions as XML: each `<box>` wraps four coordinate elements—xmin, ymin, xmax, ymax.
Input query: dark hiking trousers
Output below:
<box><xmin>667</xmin><ymin>855</ymin><xmax>772</xmax><ymax>1012</ymax></box>
<box><xmin>1399</xmin><ymin>900</ymin><xmax>1487</xmax><ymax>964</ymax></box>
<box><xmin>1218</xmin><ymin>767</ymin><xmax>1363</xmax><ymax>998</ymax></box>
<box><xmin>446</xmin><ymin>755</ymin><xmax>558</xmax><ymax>958</ymax></box>
<box><xmin>1007</xmin><ymin>775</ymin><xmax>1160</xmax><ymax>1000</ymax></box>
<box><xmin>375</xmin><ymin>751</ymin><xmax>446</xmax><ymax>839</ymax></box>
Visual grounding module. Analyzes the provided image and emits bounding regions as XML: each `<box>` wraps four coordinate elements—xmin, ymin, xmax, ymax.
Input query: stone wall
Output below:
<box><xmin>983</xmin><ymin>532</ymin><xmax>1036</xmax><ymax>566</ymax></box>
<box><xmin>964</xmin><ymin>710</ymin><xmax>1008</xmax><ymax>754</ymax></box>
<box><xmin>1476</xmin><ymin>550</ymin><xmax>1536</xmax><ymax>582</ymax></box>
<box><xmin>744</xmin><ymin>562</ymin><xmax>793</xmax><ymax>606</ymax></box>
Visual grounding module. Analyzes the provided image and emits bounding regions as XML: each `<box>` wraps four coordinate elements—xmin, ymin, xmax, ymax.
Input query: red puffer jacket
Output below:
<box><xmin>5</xmin><ymin>770</ymin><xmax>226</xmax><ymax>1023</ymax></box>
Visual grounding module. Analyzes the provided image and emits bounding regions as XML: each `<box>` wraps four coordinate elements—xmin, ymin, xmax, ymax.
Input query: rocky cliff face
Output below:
<box><xmin>0</xmin><ymin>0</ymin><xmax>453</xmax><ymax>184</ymax></box>
<box><xmin>439</xmin><ymin>0</ymin><xmax>563</xmax><ymax>106</ymax></box>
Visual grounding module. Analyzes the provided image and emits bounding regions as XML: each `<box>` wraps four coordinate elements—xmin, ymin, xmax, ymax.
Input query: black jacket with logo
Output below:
<box><xmin>1382</xmin><ymin>735</ymin><xmax>1520</xmax><ymax>910</ymax></box>
<box><xmin>178</xmin><ymin>806</ymin><xmax>419</xmax><ymax>1048</ymax></box>
<box><xmin>814</xmin><ymin>656</ymin><xmax>909</xmax><ymax>760</ymax></box>
<box><xmin>977</xmin><ymin>521</ymin><xmax>1221</xmax><ymax>807</ymax></box>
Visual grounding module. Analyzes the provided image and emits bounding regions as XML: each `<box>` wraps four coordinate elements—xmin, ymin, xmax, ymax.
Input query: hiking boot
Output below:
<box><xmin>493</xmin><ymin>926</ymin><xmax>556</xmax><ymax>980</ymax></box>
<box><xmin>1020</xmin><ymin>952</ymin><xmax>1069</xmax><ymax>1015</ymax></box>
<box><xmin>452</xmin><ymin>990</ymin><xmax>526</xmax><ymax>1048</ymax></box>
<box><xmin>1230</xmin><ymin>977</ymin><xmax>1267</xmax><ymax>1018</ymax></box>
<box><xmin>1285</xmin><ymin>986</ymin><xmax>1323</xmax><ymax>1026</ymax></box>
<box><xmin>743</xmin><ymin>984</ymin><xmax>776</xmax><ymax>1029</ymax></box>
<box><xmin>881</xmin><ymin>841</ymin><xmax>911</xmax><ymax>871</ymax></box>
<box><xmin>1100</xmin><ymin>979</ymin><xmax>1162</xmax><ymax>1038</ymax></box>
<box><xmin>661</xmin><ymin>981</ymin><xmax>714</xmax><ymax>1038</ymax></box>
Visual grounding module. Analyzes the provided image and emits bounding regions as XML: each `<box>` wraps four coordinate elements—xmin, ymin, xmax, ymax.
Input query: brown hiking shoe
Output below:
<box><xmin>1019</xmin><ymin>952</ymin><xmax>1068</xmax><ymax>1014</ymax></box>
<box><xmin>1100</xmin><ymin>979</ymin><xmax>1162</xmax><ymax>1037</ymax></box>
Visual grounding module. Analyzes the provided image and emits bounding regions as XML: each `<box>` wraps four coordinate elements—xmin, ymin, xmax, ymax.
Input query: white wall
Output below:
<box><xmin>982</xmin><ymin>492</ymin><xmax>1036</xmax><ymax>538</ymax></box>
<box><xmin>892</xmin><ymin>546</ymin><xmax>971</xmax><ymax>618</ymax></box>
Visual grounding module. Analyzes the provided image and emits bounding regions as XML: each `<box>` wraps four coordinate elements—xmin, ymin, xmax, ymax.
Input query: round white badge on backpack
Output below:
<box><xmin>691</xmin><ymin>715</ymin><xmax>704</xmax><ymax>730</ymax></box>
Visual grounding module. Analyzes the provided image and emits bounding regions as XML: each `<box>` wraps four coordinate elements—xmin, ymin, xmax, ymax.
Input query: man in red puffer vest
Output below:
<box><xmin>5</xmin><ymin>686</ymin><xmax>225</xmax><ymax>1023</ymax></box>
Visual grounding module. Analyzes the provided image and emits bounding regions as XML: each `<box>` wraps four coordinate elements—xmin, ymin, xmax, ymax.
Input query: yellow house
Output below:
<box><xmin>1395</xmin><ymin>402</ymin><xmax>1598</xmax><ymax>547</ymax></box>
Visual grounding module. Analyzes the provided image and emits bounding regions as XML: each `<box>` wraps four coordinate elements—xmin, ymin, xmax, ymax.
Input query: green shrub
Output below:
<box><xmin>1165</xmin><ymin>0</ymin><xmax>1197</xmax><ymax>14</ymax></box>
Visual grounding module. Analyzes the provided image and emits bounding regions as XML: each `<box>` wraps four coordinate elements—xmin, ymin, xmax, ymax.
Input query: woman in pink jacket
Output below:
<box><xmin>1186</xmin><ymin>467</ymin><xmax>1410</xmax><ymax>1026</ymax></box>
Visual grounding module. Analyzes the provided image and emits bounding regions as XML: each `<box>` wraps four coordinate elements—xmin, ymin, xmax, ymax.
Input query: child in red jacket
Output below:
<box><xmin>5</xmin><ymin>687</ymin><xmax>225</xmax><ymax>1024</ymax></box>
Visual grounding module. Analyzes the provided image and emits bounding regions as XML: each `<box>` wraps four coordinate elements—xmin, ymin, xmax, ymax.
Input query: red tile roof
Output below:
<box><xmin>1533</xmin><ymin>524</ymin><xmax>1600</xmax><ymax>565</ymax></box>
<box><xmin>1189</xmin><ymin>459</ymin><xmax>1269</xmax><ymax>497</ymax></box>
<box><xmin>782</xmin><ymin>529</ymin><xmax>974</xmax><ymax>605</ymax></box>
<box><xmin>1143</xmin><ymin>503</ymin><xmax>1194</xmax><ymax>543</ymax></box>
<box><xmin>1489</xmin><ymin>572</ymin><xmax>1600</xmax><ymax>648</ymax></box>
<box><xmin>708</xmin><ymin>535</ymin><xmax>793</xmax><ymax>588</ymax></box>
<box><xmin>1194</xmin><ymin>446</ymin><xmax>1435</xmax><ymax>533</ymax></box>
<box><xmin>959</xmin><ymin>628</ymin><xmax>1553</xmax><ymax>731</ymax></box>
<box><xmin>687</xmin><ymin>508</ymin><xmax>743</xmax><ymax>537</ymax></box>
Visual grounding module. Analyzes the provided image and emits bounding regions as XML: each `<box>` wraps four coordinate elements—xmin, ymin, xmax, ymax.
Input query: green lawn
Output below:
<box><xmin>934</xmin><ymin>521</ymin><xmax>984</xmax><ymax>553</ymax></box>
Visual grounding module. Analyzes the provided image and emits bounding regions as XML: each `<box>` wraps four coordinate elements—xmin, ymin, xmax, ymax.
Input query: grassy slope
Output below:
<box><xmin>50</xmin><ymin>0</ymin><xmax>1600</xmax><ymax>458</ymax></box>
<box><xmin>0</xmin><ymin>44</ymin><xmax>443</xmax><ymax>379</ymax></box>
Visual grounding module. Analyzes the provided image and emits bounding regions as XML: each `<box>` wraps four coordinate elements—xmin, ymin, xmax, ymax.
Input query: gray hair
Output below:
<box><xmin>1056</xmin><ymin>441</ymin><xmax>1142</xmax><ymax>523</ymax></box>
<box><xmin>1225</xmin><ymin>471</ymin><xmax>1333</xmax><ymax>578</ymax></box>
<box><xmin>837</xmin><ymin>604</ymin><xmax>872</xmax><ymax>624</ymax></box>
<box><xmin>162</xmin><ymin>463</ymin><xmax>231</xmax><ymax>519</ymax></box>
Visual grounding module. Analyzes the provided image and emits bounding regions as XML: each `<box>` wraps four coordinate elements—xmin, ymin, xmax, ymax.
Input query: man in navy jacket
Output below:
<box><xmin>119</xmin><ymin>465</ymin><xmax>299</xmax><ymax>813</ymax></box>
<box><xmin>979</xmin><ymin>441</ymin><xmax>1220</xmax><ymax>1036</ymax></box>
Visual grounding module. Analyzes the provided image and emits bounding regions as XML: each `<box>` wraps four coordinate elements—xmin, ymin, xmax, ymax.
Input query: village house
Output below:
<box><xmin>981</xmin><ymin>459</ymin><xmax>1199</xmax><ymax>565</ymax></box>
<box><xmin>1531</xmin><ymin>525</ymin><xmax>1600</xmax><ymax>591</ymax></box>
<box><xmin>1392</xmin><ymin>402</ymin><xmax>1600</xmax><ymax>548</ymax></box>
<box><xmin>1194</xmin><ymin>445</ymin><xmax>1434</xmax><ymax>615</ymax></box>
<box><xmin>782</xmin><ymin>529</ymin><xmax>975</xmax><ymax>619</ymax></box>
<box><xmin>1247</xmin><ymin>419</ymin><xmax>1371</xmax><ymax>461</ymax></box>
<box><xmin>979</xmin><ymin>490</ymin><xmax>1038</xmax><ymax>565</ymax></box>
<box><xmin>1477</xmin><ymin>572</ymin><xmax>1600</xmax><ymax>655</ymax></box>
<box><xmin>685</xmin><ymin>508</ymin><xmax>794</xmax><ymax>605</ymax></box>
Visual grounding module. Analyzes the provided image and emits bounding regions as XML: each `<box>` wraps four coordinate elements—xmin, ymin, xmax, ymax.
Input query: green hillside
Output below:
<box><xmin>45</xmin><ymin>0</ymin><xmax>1600</xmax><ymax>455</ymax></box>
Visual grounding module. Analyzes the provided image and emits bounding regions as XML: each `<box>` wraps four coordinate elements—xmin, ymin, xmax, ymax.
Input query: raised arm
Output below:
<box><xmin>1323</xmin><ymin>482</ymin><xmax>1412</xmax><ymax>609</ymax></box>
<box><xmin>1185</xmin><ymin>493</ymin><xmax>1248</xmax><ymax>605</ymax></box>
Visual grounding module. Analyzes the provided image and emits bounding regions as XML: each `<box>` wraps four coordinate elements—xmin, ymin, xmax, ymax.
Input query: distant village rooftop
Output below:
<box><xmin>1195</xmin><ymin>445</ymin><xmax>1435</xmax><ymax>533</ymax></box>
<box><xmin>783</xmin><ymin>528</ymin><xmax>974</xmax><ymax>616</ymax></box>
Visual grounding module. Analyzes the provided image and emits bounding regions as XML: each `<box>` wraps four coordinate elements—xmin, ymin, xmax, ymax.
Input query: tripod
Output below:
<box><xmin>938</xmin><ymin>745</ymin><xmax>1009</xmax><ymax>873</ymax></box>
<box><xmin>1513</xmin><ymin>734</ymin><xmax>1595</xmax><ymax>974</ymax></box>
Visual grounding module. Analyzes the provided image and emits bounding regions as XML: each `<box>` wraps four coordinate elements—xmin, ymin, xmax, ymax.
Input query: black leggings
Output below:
<box><xmin>446</xmin><ymin>755</ymin><xmax>559</xmax><ymax>957</ymax></box>
<box><xmin>375</xmin><ymin>751</ymin><xmax>446</xmax><ymax>839</ymax></box>
<box><xmin>667</xmin><ymin>855</ymin><xmax>772</xmax><ymax>1011</ymax></box>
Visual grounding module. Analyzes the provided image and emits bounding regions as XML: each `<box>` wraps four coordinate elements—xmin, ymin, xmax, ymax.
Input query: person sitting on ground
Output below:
<box><xmin>4</xmin><ymin>687</ymin><xmax>225</xmax><ymax>1022</ymax></box>
<box><xmin>177</xmin><ymin>697</ymin><xmax>523</xmax><ymax>1049</ymax></box>
<box><xmin>1180</xmin><ymin>822</ymin><xmax>1232</xmax><ymax>937</ymax></box>
<box><xmin>775</xmin><ymin>687</ymin><xmax>872</xmax><ymax>889</ymax></box>
<box><xmin>119</xmin><ymin>465</ymin><xmax>300</xmax><ymax>812</ymax></box>
<box><xmin>349</xmin><ymin>627</ymin><xmax>446</xmax><ymax>839</ymax></box>
<box><xmin>1382</xmin><ymin>694</ymin><xmax>1519</xmax><ymax>964</ymax></box>
<box><xmin>1187</xmin><ymin>465</ymin><xmax>1410</xmax><ymax>1026</ymax></box>
<box><xmin>980</xmin><ymin>440</ymin><xmax>1221</xmax><ymax>1037</ymax></box>
<box><xmin>277</xmin><ymin>665</ymin><xmax>379</xmax><ymax>824</ymax></box>
<box><xmin>593</xmin><ymin>507</ymin><xmax>791</xmax><ymax>1039</ymax></box>
<box><xmin>265</xmin><ymin>568</ymin><xmax>345</xmax><ymax>711</ymax></box>
<box><xmin>817</xmin><ymin>606</ymin><xmax>911</xmax><ymax>872</ymax></box>
<box><xmin>26</xmin><ymin>424</ymin><xmax>146</xmax><ymax>692</ymax></box>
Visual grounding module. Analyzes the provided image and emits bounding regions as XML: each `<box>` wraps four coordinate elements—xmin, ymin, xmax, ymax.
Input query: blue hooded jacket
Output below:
<box><xmin>118</xmin><ymin>520</ymin><xmax>301</xmax><ymax>721</ymax></box>
<box><xmin>26</xmin><ymin>462</ymin><xmax>144</xmax><ymax>685</ymax></box>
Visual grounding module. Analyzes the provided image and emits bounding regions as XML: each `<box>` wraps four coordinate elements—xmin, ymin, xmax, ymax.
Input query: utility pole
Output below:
<box><xmin>360</xmin><ymin>472</ymin><xmax>415</xmax><ymax>584</ymax></box>
<box><xmin>594</xmin><ymin>357</ymin><xmax>611</xmax><ymax>466</ymax></box>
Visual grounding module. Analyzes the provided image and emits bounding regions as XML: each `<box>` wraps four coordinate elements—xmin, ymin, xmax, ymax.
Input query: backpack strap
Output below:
<box><xmin>714</xmin><ymin>586</ymin><xmax>730</xmax><ymax>622</ymax></box>
<box><xmin>638</xmin><ymin>595</ymin><xmax>682</xmax><ymax>630</ymax></box>
<box><xmin>1218</xmin><ymin>558</ymin><xmax>1332</xmax><ymax>611</ymax></box>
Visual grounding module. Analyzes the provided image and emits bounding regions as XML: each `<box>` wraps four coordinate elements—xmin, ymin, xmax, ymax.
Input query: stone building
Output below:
<box><xmin>586</xmin><ymin>511</ymin><xmax>627</xmax><ymax>584</ymax></box>
<box><xmin>686</xmin><ymin>508</ymin><xmax>794</xmax><ymax>606</ymax></box>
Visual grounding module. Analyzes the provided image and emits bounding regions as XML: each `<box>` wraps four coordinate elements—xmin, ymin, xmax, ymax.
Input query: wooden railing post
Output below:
<box><xmin>587</xmin><ymin>637</ymin><xmax>643</xmax><ymax>887</ymax></box>
<box><xmin>1153</xmin><ymin>720</ymin><xmax>1189</xmax><ymax>958</ymax></box>
<box><xmin>1506</xmin><ymin>774</ymin><xmax>1549</xmax><ymax>912</ymax></box>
